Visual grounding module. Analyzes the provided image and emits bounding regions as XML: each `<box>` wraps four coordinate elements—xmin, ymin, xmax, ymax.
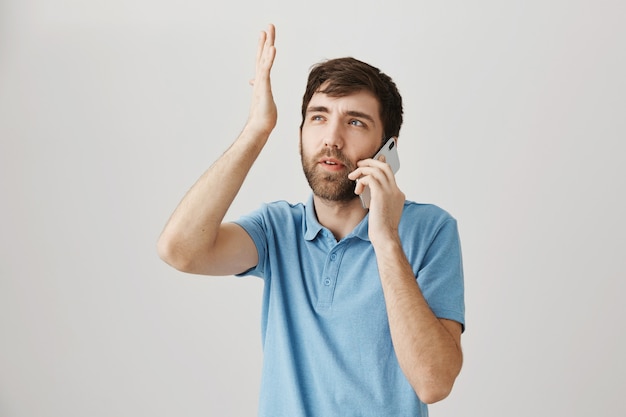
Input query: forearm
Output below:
<box><xmin>157</xmin><ymin>126</ymin><xmax>269</xmax><ymax>269</ymax></box>
<box><xmin>374</xmin><ymin>237</ymin><xmax>463</xmax><ymax>404</ymax></box>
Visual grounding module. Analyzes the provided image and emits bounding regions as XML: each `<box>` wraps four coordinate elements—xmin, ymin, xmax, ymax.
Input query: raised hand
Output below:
<box><xmin>157</xmin><ymin>24</ymin><xmax>279</xmax><ymax>276</ymax></box>
<box><xmin>247</xmin><ymin>24</ymin><xmax>278</xmax><ymax>136</ymax></box>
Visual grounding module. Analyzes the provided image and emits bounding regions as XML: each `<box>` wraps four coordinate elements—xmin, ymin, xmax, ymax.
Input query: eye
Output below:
<box><xmin>311</xmin><ymin>114</ymin><xmax>325</xmax><ymax>122</ymax></box>
<box><xmin>349</xmin><ymin>119</ymin><xmax>365</xmax><ymax>127</ymax></box>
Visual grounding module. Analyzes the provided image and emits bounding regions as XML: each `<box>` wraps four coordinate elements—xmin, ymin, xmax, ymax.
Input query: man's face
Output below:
<box><xmin>300</xmin><ymin>87</ymin><xmax>384</xmax><ymax>202</ymax></box>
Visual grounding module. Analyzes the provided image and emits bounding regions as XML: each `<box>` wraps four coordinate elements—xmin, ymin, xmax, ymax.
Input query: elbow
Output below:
<box><xmin>414</xmin><ymin>382</ymin><xmax>454</xmax><ymax>405</ymax></box>
<box><xmin>409</xmin><ymin>363</ymin><xmax>462</xmax><ymax>405</ymax></box>
<box><xmin>157</xmin><ymin>233</ymin><xmax>195</xmax><ymax>273</ymax></box>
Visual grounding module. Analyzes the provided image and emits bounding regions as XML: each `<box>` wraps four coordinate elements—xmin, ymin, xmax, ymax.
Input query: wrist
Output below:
<box><xmin>245</xmin><ymin>111</ymin><xmax>277</xmax><ymax>138</ymax></box>
<box><xmin>239</xmin><ymin>122</ymin><xmax>273</xmax><ymax>146</ymax></box>
<box><xmin>371</xmin><ymin>231</ymin><xmax>403</xmax><ymax>256</ymax></box>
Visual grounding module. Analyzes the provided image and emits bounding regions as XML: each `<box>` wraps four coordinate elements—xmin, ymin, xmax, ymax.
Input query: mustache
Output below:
<box><xmin>316</xmin><ymin>149</ymin><xmax>354</xmax><ymax>170</ymax></box>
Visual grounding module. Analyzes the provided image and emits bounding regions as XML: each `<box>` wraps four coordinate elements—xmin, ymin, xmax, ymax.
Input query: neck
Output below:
<box><xmin>312</xmin><ymin>195</ymin><xmax>368</xmax><ymax>241</ymax></box>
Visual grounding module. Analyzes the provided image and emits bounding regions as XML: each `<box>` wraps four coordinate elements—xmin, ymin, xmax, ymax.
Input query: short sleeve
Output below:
<box><xmin>232</xmin><ymin>205</ymin><xmax>270</xmax><ymax>279</ymax></box>
<box><xmin>417</xmin><ymin>218</ymin><xmax>466</xmax><ymax>331</ymax></box>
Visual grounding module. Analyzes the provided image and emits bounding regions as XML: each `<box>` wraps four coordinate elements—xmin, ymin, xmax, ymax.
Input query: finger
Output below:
<box><xmin>364</xmin><ymin>160</ymin><xmax>395</xmax><ymax>180</ymax></box>
<box><xmin>347</xmin><ymin>167</ymin><xmax>362</xmax><ymax>180</ymax></box>
<box><xmin>348</xmin><ymin>163</ymin><xmax>380</xmax><ymax>180</ymax></box>
<box><xmin>357</xmin><ymin>157</ymin><xmax>389</xmax><ymax>168</ymax></box>
<box><xmin>349</xmin><ymin>166</ymin><xmax>396</xmax><ymax>189</ymax></box>
<box><xmin>266</xmin><ymin>23</ymin><xmax>275</xmax><ymax>47</ymax></box>
<box><xmin>252</xmin><ymin>25</ymin><xmax>276</xmax><ymax>87</ymax></box>
<box><xmin>259</xmin><ymin>25</ymin><xmax>275</xmax><ymax>60</ymax></box>
<box><xmin>353</xmin><ymin>178</ymin><xmax>366</xmax><ymax>195</ymax></box>
<box><xmin>263</xmin><ymin>43</ymin><xmax>277</xmax><ymax>70</ymax></box>
<box><xmin>262</xmin><ymin>32</ymin><xmax>276</xmax><ymax>70</ymax></box>
<box><xmin>256</xmin><ymin>28</ymin><xmax>276</xmax><ymax>76</ymax></box>
<box><xmin>353</xmin><ymin>159</ymin><xmax>393</xmax><ymax>177</ymax></box>
<box><xmin>255</xmin><ymin>30</ymin><xmax>266</xmax><ymax>66</ymax></box>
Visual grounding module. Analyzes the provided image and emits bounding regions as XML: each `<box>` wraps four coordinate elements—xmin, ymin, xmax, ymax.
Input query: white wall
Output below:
<box><xmin>1</xmin><ymin>1</ymin><xmax>625</xmax><ymax>416</ymax></box>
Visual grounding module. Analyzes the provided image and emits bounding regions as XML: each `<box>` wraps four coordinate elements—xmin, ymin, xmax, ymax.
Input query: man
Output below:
<box><xmin>158</xmin><ymin>24</ymin><xmax>465</xmax><ymax>416</ymax></box>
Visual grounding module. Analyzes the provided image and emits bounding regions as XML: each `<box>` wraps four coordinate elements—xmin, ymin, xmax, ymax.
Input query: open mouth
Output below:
<box><xmin>318</xmin><ymin>158</ymin><xmax>345</xmax><ymax>172</ymax></box>
<box><xmin>319</xmin><ymin>157</ymin><xmax>344</xmax><ymax>166</ymax></box>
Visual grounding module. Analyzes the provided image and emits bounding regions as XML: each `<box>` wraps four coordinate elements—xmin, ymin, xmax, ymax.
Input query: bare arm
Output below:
<box><xmin>349</xmin><ymin>156</ymin><xmax>463</xmax><ymax>404</ymax></box>
<box><xmin>375</xmin><ymin>239</ymin><xmax>463</xmax><ymax>404</ymax></box>
<box><xmin>157</xmin><ymin>24</ymin><xmax>277</xmax><ymax>276</ymax></box>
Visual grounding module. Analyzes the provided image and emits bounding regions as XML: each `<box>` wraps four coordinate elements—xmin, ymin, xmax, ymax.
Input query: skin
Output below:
<box><xmin>157</xmin><ymin>24</ymin><xmax>463</xmax><ymax>404</ymax></box>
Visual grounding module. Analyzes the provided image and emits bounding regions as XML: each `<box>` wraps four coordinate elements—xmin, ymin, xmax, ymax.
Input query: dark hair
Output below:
<box><xmin>300</xmin><ymin>57</ymin><xmax>403</xmax><ymax>141</ymax></box>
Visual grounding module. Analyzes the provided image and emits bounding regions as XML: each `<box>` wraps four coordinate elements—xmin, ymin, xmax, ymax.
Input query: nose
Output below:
<box><xmin>323</xmin><ymin>120</ymin><xmax>344</xmax><ymax>149</ymax></box>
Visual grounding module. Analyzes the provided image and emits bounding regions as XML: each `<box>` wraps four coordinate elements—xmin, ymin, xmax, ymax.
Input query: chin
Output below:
<box><xmin>312</xmin><ymin>185</ymin><xmax>358</xmax><ymax>203</ymax></box>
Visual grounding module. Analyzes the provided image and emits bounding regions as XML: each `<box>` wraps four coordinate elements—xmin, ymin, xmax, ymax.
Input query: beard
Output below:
<box><xmin>300</xmin><ymin>148</ymin><xmax>358</xmax><ymax>202</ymax></box>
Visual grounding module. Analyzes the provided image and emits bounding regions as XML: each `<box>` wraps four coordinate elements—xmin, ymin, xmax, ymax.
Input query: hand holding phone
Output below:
<box><xmin>358</xmin><ymin>137</ymin><xmax>401</xmax><ymax>209</ymax></box>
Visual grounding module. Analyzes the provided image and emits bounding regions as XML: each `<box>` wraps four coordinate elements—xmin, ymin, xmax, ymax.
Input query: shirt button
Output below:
<box><xmin>330</xmin><ymin>253</ymin><xmax>337</xmax><ymax>261</ymax></box>
<box><xmin>324</xmin><ymin>279</ymin><xmax>331</xmax><ymax>286</ymax></box>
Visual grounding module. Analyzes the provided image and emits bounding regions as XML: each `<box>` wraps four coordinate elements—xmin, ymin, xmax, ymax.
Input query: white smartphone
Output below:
<box><xmin>358</xmin><ymin>137</ymin><xmax>401</xmax><ymax>209</ymax></box>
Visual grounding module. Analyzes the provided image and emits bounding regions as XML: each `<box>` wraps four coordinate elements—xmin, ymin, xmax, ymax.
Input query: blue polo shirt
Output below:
<box><xmin>234</xmin><ymin>195</ymin><xmax>465</xmax><ymax>417</ymax></box>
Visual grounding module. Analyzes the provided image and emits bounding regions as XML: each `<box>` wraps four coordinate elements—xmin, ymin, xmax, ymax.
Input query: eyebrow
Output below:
<box><xmin>306</xmin><ymin>106</ymin><xmax>376</xmax><ymax>124</ymax></box>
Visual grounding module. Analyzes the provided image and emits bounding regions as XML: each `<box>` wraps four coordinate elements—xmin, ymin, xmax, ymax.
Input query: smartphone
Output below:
<box><xmin>358</xmin><ymin>137</ymin><xmax>401</xmax><ymax>209</ymax></box>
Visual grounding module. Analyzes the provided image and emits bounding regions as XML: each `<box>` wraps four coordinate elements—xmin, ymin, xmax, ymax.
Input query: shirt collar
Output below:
<box><xmin>304</xmin><ymin>194</ymin><xmax>323</xmax><ymax>240</ymax></box>
<box><xmin>303</xmin><ymin>194</ymin><xmax>371</xmax><ymax>242</ymax></box>
<box><xmin>351</xmin><ymin>215</ymin><xmax>371</xmax><ymax>241</ymax></box>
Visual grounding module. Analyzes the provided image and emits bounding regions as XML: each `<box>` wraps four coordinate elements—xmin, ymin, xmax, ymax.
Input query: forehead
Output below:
<box><xmin>307</xmin><ymin>88</ymin><xmax>381</xmax><ymax>118</ymax></box>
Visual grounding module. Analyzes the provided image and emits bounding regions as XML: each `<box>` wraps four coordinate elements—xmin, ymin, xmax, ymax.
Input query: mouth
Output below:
<box><xmin>320</xmin><ymin>157</ymin><xmax>342</xmax><ymax>165</ymax></box>
<box><xmin>318</xmin><ymin>157</ymin><xmax>346</xmax><ymax>171</ymax></box>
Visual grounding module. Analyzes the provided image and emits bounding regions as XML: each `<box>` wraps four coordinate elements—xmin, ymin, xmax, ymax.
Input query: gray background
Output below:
<box><xmin>1</xmin><ymin>0</ymin><xmax>625</xmax><ymax>416</ymax></box>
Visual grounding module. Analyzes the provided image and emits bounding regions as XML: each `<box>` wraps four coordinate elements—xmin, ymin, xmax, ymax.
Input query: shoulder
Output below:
<box><xmin>399</xmin><ymin>200</ymin><xmax>460</xmax><ymax>246</ymax></box>
<box><xmin>401</xmin><ymin>200</ymin><xmax>457</xmax><ymax>226</ymax></box>
<box><xmin>254</xmin><ymin>200</ymin><xmax>306</xmax><ymax>219</ymax></box>
<box><xmin>235</xmin><ymin>200</ymin><xmax>306</xmax><ymax>230</ymax></box>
